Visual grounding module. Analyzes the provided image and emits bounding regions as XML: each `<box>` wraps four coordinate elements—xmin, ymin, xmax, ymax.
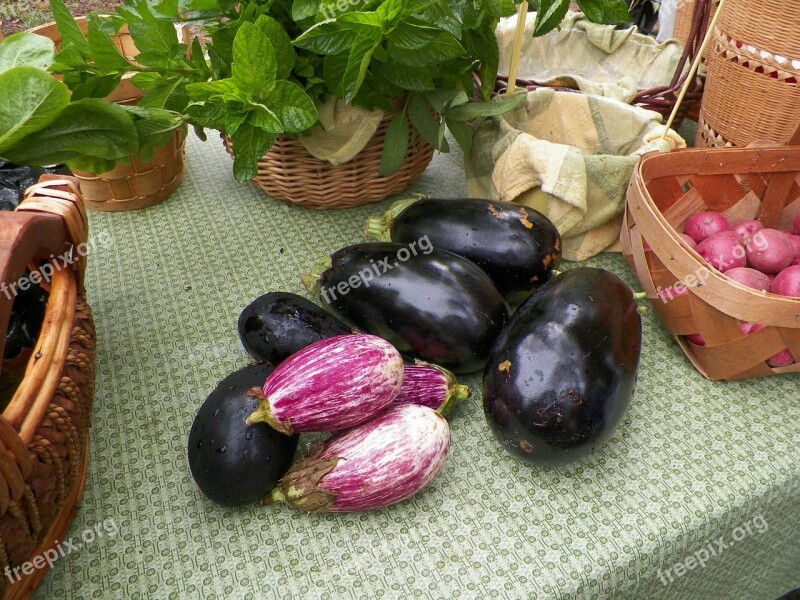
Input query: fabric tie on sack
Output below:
<box><xmin>465</xmin><ymin>89</ymin><xmax>684</xmax><ymax>261</ymax></box>
<box><xmin>496</xmin><ymin>11</ymin><xmax>684</xmax><ymax>103</ymax></box>
<box><xmin>299</xmin><ymin>96</ymin><xmax>385</xmax><ymax>165</ymax></box>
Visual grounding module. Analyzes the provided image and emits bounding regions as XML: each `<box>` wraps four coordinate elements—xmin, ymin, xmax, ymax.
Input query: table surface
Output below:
<box><xmin>33</xmin><ymin>132</ymin><xmax>799</xmax><ymax>600</ymax></box>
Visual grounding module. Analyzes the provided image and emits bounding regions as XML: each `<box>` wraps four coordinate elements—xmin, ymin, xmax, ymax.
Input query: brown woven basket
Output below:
<box><xmin>621</xmin><ymin>125</ymin><xmax>800</xmax><ymax>381</ymax></box>
<box><xmin>673</xmin><ymin>0</ymin><xmax>719</xmax><ymax>57</ymax></box>
<box><xmin>0</xmin><ymin>175</ymin><xmax>95</xmax><ymax>598</ymax></box>
<box><xmin>222</xmin><ymin>97</ymin><xmax>435</xmax><ymax>210</ymax></box>
<box><xmin>492</xmin><ymin>1</ymin><xmax>715</xmax><ymax>123</ymax></box>
<box><xmin>695</xmin><ymin>0</ymin><xmax>800</xmax><ymax>148</ymax></box>
<box><xmin>28</xmin><ymin>19</ymin><xmax>187</xmax><ymax>211</ymax></box>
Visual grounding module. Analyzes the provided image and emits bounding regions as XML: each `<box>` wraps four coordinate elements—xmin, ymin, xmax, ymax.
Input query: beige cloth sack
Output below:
<box><xmin>465</xmin><ymin>89</ymin><xmax>685</xmax><ymax>261</ymax></box>
<box><xmin>496</xmin><ymin>11</ymin><xmax>684</xmax><ymax>103</ymax></box>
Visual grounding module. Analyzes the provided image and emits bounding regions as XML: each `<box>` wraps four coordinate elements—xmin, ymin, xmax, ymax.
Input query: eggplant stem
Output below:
<box><xmin>637</xmin><ymin>305</ymin><xmax>650</xmax><ymax>315</ymax></box>
<box><xmin>300</xmin><ymin>256</ymin><xmax>333</xmax><ymax>296</ymax></box>
<box><xmin>262</xmin><ymin>486</ymin><xmax>285</xmax><ymax>506</ymax></box>
<box><xmin>633</xmin><ymin>291</ymin><xmax>648</xmax><ymax>301</ymax></box>
<box><xmin>362</xmin><ymin>196</ymin><xmax>423</xmax><ymax>241</ymax></box>
<box><xmin>245</xmin><ymin>388</ymin><xmax>294</xmax><ymax>436</ymax></box>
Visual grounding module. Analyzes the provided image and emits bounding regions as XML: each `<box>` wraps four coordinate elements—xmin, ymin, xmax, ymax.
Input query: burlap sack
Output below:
<box><xmin>465</xmin><ymin>89</ymin><xmax>685</xmax><ymax>261</ymax></box>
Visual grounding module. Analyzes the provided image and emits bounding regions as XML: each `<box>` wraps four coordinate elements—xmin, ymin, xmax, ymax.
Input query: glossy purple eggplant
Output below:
<box><xmin>265</xmin><ymin>404</ymin><xmax>450</xmax><ymax>512</ymax></box>
<box><xmin>303</xmin><ymin>242</ymin><xmax>508</xmax><ymax>374</ymax></box>
<box><xmin>246</xmin><ymin>334</ymin><xmax>403</xmax><ymax>435</ymax></box>
<box><xmin>483</xmin><ymin>267</ymin><xmax>641</xmax><ymax>466</ymax></box>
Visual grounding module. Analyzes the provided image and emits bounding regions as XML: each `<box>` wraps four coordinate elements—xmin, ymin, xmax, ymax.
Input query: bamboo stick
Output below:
<box><xmin>506</xmin><ymin>1</ymin><xmax>529</xmax><ymax>95</ymax></box>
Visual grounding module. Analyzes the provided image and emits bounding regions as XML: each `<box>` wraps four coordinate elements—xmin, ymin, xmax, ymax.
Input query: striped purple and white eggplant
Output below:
<box><xmin>265</xmin><ymin>404</ymin><xmax>450</xmax><ymax>512</ymax></box>
<box><xmin>246</xmin><ymin>334</ymin><xmax>403</xmax><ymax>435</ymax></box>
<box><xmin>394</xmin><ymin>361</ymin><xmax>471</xmax><ymax>417</ymax></box>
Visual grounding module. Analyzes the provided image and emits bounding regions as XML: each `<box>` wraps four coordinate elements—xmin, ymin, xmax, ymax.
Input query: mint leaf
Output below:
<box><xmin>385</xmin><ymin>63</ymin><xmax>435</xmax><ymax>91</ymax></box>
<box><xmin>249</xmin><ymin>105</ymin><xmax>284</xmax><ymax>133</ymax></box>
<box><xmin>0</xmin><ymin>66</ymin><xmax>70</xmax><ymax>154</ymax></box>
<box><xmin>576</xmin><ymin>0</ymin><xmax>630</xmax><ymax>24</ymax></box>
<box><xmin>229</xmin><ymin>121</ymin><xmax>277</xmax><ymax>182</ymax></box>
<box><xmin>446</xmin><ymin>92</ymin><xmax>526</xmax><ymax>121</ymax></box>
<box><xmin>294</xmin><ymin>21</ymin><xmax>353</xmax><ymax>55</ymax></box>
<box><xmin>0</xmin><ymin>33</ymin><xmax>56</xmax><ymax>73</ymax></box>
<box><xmin>446</xmin><ymin>117</ymin><xmax>471</xmax><ymax>154</ymax></box>
<box><xmin>49</xmin><ymin>0</ymin><xmax>88</xmax><ymax>54</ymax></box>
<box><xmin>71</xmin><ymin>73</ymin><xmax>123</xmax><ymax>100</ymax></box>
<box><xmin>533</xmin><ymin>0</ymin><xmax>570</xmax><ymax>37</ymax></box>
<box><xmin>388</xmin><ymin>30</ymin><xmax>464</xmax><ymax>66</ymax></box>
<box><xmin>263</xmin><ymin>80</ymin><xmax>318</xmax><ymax>133</ymax></box>
<box><xmin>3</xmin><ymin>98</ymin><xmax>139</xmax><ymax>166</ymax></box>
<box><xmin>232</xmin><ymin>22</ymin><xmax>277</xmax><ymax>95</ymax></box>
<box><xmin>255</xmin><ymin>15</ymin><xmax>295</xmax><ymax>81</ymax></box>
<box><xmin>379</xmin><ymin>112</ymin><xmax>409</xmax><ymax>176</ymax></box>
<box><xmin>408</xmin><ymin>93</ymin><xmax>446</xmax><ymax>150</ymax></box>
<box><xmin>120</xmin><ymin>0</ymin><xmax>181</xmax><ymax>57</ymax></box>
<box><xmin>338</xmin><ymin>33</ymin><xmax>379</xmax><ymax>103</ymax></box>
<box><xmin>186</xmin><ymin>78</ymin><xmax>243</xmax><ymax>102</ymax></box>
<box><xmin>292</xmin><ymin>0</ymin><xmax>321</xmax><ymax>21</ymax></box>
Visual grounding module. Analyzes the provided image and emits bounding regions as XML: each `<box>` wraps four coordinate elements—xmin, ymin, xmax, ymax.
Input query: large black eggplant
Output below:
<box><xmin>483</xmin><ymin>267</ymin><xmax>641</xmax><ymax>466</ymax></box>
<box><xmin>304</xmin><ymin>243</ymin><xmax>509</xmax><ymax>374</ymax></box>
<box><xmin>364</xmin><ymin>197</ymin><xmax>561</xmax><ymax>301</ymax></box>
<box><xmin>187</xmin><ymin>362</ymin><xmax>299</xmax><ymax>506</ymax></box>
<box><xmin>237</xmin><ymin>292</ymin><xmax>354</xmax><ymax>364</ymax></box>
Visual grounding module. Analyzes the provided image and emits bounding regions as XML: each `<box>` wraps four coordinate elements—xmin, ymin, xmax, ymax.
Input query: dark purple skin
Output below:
<box><xmin>315</xmin><ymin>243</ymin><xmax>509</xmax><ymax>374</ymax></box>
<box><xmin>187</xmin><ymin>362</ymin><xmax>299</xmax><ymax>507</ymax></box>
<box><xmin>368</xmin><ymin>198</ymin><xmax>561</xmax><ymax>301</ymax></box>
<box><xmin>483</xmin><ymin>267</ymin><xmax>641</xmax><ymax>466</ymax></box>
<box><xmin>237</xmin><ymin>292</ymin><xmax>353</xmax><ymax>364</ymax></box>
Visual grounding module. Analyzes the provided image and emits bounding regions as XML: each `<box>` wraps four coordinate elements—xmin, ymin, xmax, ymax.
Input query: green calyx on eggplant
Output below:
<box><xmin>187</xmin><ymin>362</ymin><xmax>299</xmax><ymax>507</ymax></box>
<box><xmin>302</xmin><ymin>242</ymin><xmax>509</xmax><ymax>374</ymax></box>
<box><xmin>364</xmin><ymin>197</ymin><xmax>561</xmax><ymax>302</ymax></box>
<box><xmin>483</xmin><ymin>267</ymin><xmax>642</xmax><ymax>466</ymax></box>
<box><xmin>237</xmin><ymin>292</ymin><xmax>354</xmax><ymax>364</ymax></box>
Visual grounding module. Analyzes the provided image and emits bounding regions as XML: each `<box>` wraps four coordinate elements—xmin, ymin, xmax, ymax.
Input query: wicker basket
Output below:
<box><xmin>695</xmin><ymin>0</ymin><xmax>800</xmax><ymax>148</ymax></box>
<box><xmin>492</xmin><ymin>2</ymin><xmax>715</xmax><ymax>124</ymax></box>
<box><xmin>28</xmin><ymin>19</ymin><xmax>187</xmax><ymax>211</ymax></box>
<box><xmin>0</xmin><ymin>176</ymin><xmax>95</xmax><ymax>598</ymax></box>
<box><xmin>621</xmin><ymin>125</ymin><xmax>800</xmax><ymax>381</ymax></box>
<box><xmin>222</xmin><ymin>97</ymin><xmax>435</xmax><ymax>210</ymax></box>
<box><xmin>673</xmin><ymin>0</ymin><xmax>720</xmax><ymax>57</ymax></box>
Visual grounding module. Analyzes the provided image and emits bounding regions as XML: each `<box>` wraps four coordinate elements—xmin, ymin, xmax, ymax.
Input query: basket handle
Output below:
<box><xmin>755</xmin><ymin>123</ymin><xmax>800</xmax><ymax>227</ymax></box>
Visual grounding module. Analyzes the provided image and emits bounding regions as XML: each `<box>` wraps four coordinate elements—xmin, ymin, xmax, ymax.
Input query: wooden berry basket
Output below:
<box><xmin>0</xmin><ymin>176</ymin><xmax>95</xmax><ymax>598</ymax></box>
<box><xmin>621</xmin><ymin>125</ymin><xmax>800</xmax><ymax>380</ymax></box>
<box><xmin>28</xmin><ymin>19</ymin><xmax>186</xmax><ymax>212</ymax></box>
<box><xmin>222</xmin><ymin>96</ymin><xmax>435</xmax><ymax>210</ymax></box>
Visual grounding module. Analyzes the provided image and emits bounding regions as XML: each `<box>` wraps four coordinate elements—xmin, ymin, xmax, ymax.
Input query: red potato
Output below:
<box><xmin>697</xmin><ymin>231</ymin><xmax>746</xmax><ymax>272</ymax></box>
<box><xmin>724</xmin><ymin>267</ymin><xmax>772</xmax><ymax>292</ymax></box>
<box><xmin>746</xmin><ymin>229</ymin><xmax>794</xmax><ymax>274</ymax></box>
<box><xmin>771</xmin><ymin>265</ymin><xmax>800</xmax><ymax>297</ymax></box>
<box><xmin>732</xmin><ymin>219</ymin><xmax>764</xmax><ymax>241</ymax></box>
<box><xmin>739</xmin><ymin>322</ymin><xmax>766</xmax><ymax>335</ymax></box>
<box><xmin>684</xmin><ymin>211</ymin><xmax>730</xmax><ymax>243</ymax></box>
<box><xmin>767</xmin><ymin>348</ymin><xmax>795</xmax><ymax>368</ymax></box>
<box><xmin>792</xmin><ymin>258</ymin><xmax>800</xmax><ymax>267</ymax></box>
<box><xmin>686</xmin><ymin>333</ymin><xmax>705</xmax><ymax>346</ymax></box>
<box><xmin>788</xmin><ymin>235</ymin><xmax>800</xmax><ymax>258</ymax></box>
<box><xmin>679</xmin><ymin>233</ymin><xmax>698</xmax><ymax>250</ymax></box>
<box><xmin>794</xmin><ymin>215</ymin><xmax>800</xmax><ymax>235</ymax></box>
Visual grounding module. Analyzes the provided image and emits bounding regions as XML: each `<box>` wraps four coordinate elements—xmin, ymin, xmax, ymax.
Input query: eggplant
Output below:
<box><xmin>483</xmin><ymin>267</ymin><xmax>641</xmax><ymax>466</ymax></box>
<box><xmin>246</xmin><ymin>334</ymin><xmax>403</xmax><ymax>434</ymax></box>
<box><xmin>237</xmin><ymin>292</ymin><xmax>354</xmax><ymax>364</ymax></box>
<box><xmin>187</xmin><ymin>362</ymin><xmax>299</xmax><ymax>507</ymax></box>
<box><xmin>266</xmin><ymin>404</ymin><xmax>450</xmax><ymax>512</ymax></box>
<box><xmin>364</xmin><ymin>197</ymin><xmax>561</xmax><ymax>301</ymax></box>
<box><xmin>303</xmin><ymin>242</ymin><xmax>508</xmax><ymax>373</ymax></box>
<box><xmin>394</xmin><ymin>361</ymin><xmax>471</xmax><ymax>416</ymax></box>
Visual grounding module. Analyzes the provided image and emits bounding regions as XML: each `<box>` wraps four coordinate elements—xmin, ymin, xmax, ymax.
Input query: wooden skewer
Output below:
<box><xmin>662</xmin><ymin>0</ymin><xmax>727</xmax><ymax>137</ymax></box>
<box><xmin>506</xmin><ymin>1</ymin><xmax>529</xmax><ymax>95</ymax></box>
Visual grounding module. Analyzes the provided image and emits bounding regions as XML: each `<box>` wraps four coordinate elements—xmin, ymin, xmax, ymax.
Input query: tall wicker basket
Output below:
<box><xmin>27</xmin><ymin>19</ymin><xmax>187</xmax><ymax>212</ymax></box>
<box><xmin>0</xmin><ymin>176</ymin><xmax>95</xmax><ymax>598</ymax></box>
<box><xmin>621</xmin><ymin>125</ymin><xmax>800</xmax><ymax>380</ymax></box>
<box><xmin>695</xmin><ymin>0</ymin><xmax>800</xmax><ymax>148</ymax></box>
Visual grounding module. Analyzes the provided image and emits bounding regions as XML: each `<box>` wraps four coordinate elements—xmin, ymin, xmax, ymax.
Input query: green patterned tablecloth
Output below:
<box><xmin>34</xmin><ymin>133</ymin><xmax>799</xmax><ymax>600</ymax></box>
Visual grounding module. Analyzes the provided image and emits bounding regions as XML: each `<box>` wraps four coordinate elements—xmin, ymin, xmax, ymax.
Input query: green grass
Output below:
<box><xmin>0</xmin><ymin>0</ymin><xmax>54</xmax><ymax>32</ymax></box>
